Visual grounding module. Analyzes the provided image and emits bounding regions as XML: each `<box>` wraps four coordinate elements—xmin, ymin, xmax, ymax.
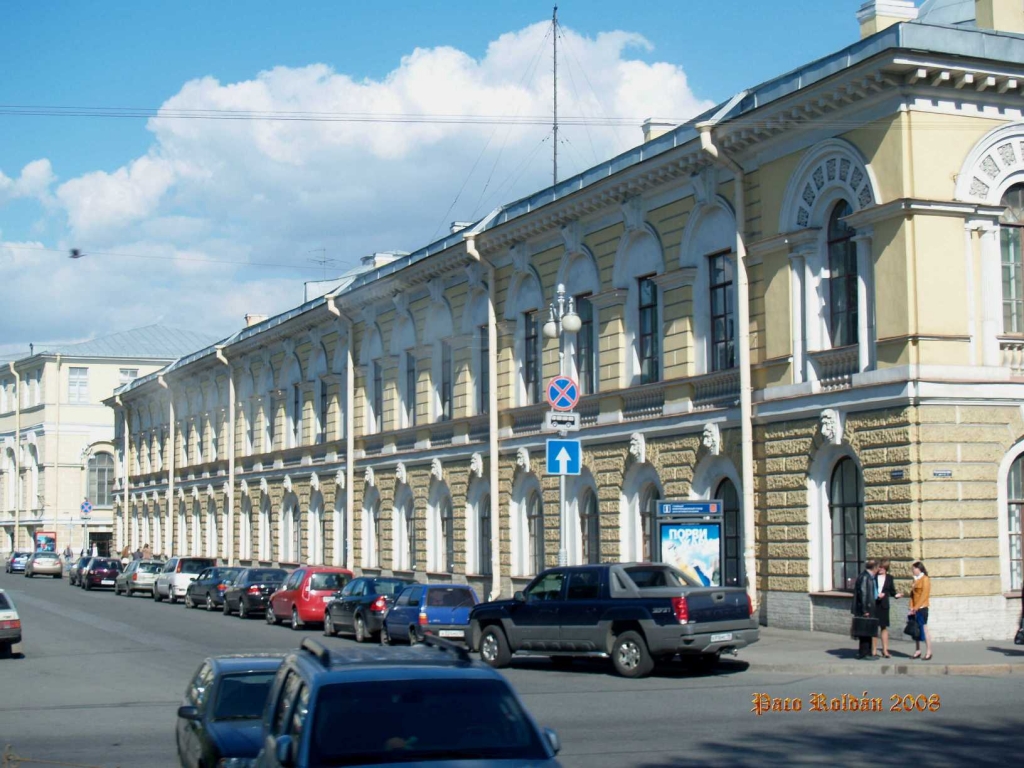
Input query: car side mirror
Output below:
<box><xmin>544</xmin><ymin>727</ymin><xmax>561</xmax><ymax>754</ymax></box>
<box><xmin>176</xmin><ymin>705</ymin><xmax>200</xmax><ymax>721</ymax></box>
<box><xmin>513</xmin><ymin>591</ymin><xmax>526</xmax><ymax>603</ymax></box>
<box><xmin>274</xmin><ymin>735</ymin><xmax>295</xmax><ymax>767</ymax></box>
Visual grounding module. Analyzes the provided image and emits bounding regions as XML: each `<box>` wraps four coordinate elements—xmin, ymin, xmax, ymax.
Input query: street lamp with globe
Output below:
<box><xmin>543</xmin><ymin>283</ymin><xmax>581</xmax><ymax>567</ymax></box>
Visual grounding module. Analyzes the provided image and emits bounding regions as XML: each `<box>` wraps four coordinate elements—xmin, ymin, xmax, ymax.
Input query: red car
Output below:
<box><xmin>265</xmin><ymin>566</ymin><xmax>352</xmax><ymax>630</ymax></box>
<box><xmin>80</xmin><ymin>558</ymin><xmax>123</xmax><ymax>590</ymax></box>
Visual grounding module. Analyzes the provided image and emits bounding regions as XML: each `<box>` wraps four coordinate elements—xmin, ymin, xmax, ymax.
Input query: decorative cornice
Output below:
<box><xmin>651</xmin><ymin>267</ymin><xmax>697</xmax><ymax>291</ymax></box>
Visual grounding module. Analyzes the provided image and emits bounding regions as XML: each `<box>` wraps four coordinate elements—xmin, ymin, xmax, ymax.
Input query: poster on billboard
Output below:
<box><xmin>659</xmin><ymin>522</ymin><xmax>721</xmax><ymax>587</ymax></box>
<box><xmin>34</xmin><ymin>530</ymin><xmax>57</xmax><ymax>552</ymax></box>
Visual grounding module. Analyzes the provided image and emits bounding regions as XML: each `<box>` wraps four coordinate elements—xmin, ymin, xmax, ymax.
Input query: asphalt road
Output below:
<box><xmin>1</xmin><ymin>571</ymin><xmax>1021</xmax><ymax>768</ymax></box>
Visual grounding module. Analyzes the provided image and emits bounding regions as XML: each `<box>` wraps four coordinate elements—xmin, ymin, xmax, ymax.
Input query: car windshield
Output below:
<box><xmin>247</xmin><ymin>569</ymin><xmax>286</xmax><ymax>584</ymax></box>
<box><xmin>309</xmin><ymin>572</ymin><xmax>348</xmax><ymax>591</ymax></box>
<box><xmin>426</xmin><ymin>588</ymin><xmax>476</xmax><ymax>608</ymax></box>
<box><xmin>180</xmin><ymin>560</ymin><xmax>215</xmax><ymax>574</ymax></box>
<box><xmin>76</xmin><ymin>558</ymin><xmax>90</xmax><ymax>566</ymax></box>
<box><xmin>624</xmin><ymin>565</ymin><xmax>698</xmax><ymax>588</ymax></box>
<box><xmin>309</xmin><ymin>678</ymin><xmax>547</xmax><ymax>765</ymax></box>
<box><xmin>94</xmin><ymin>560</ymin><xmax>121</xmax><ymax>571</ymax></box>
<box><xmin>212</xmin><ymin>672</ymin><xmax>277</xmax><ymax>721</ymax></box>
<box><xmin>207</xmin><ymin>568</ymin><xmax>238</xmax><ymax>581</ymax></box>
<box><xmin>369</xmin><ymin>579</ymin><xmax>410</xmax><ymax>596</ymax></box>
<box><xmin>0</xmin><ymin>594</ymin><xmax>11</xmax><ymax>610</ymax></box>
<box><xmin>138</xmin><ymin>562</ymin><xmax>163</xmax><ymax>574</ymax></box>
<box><xmin>34</xmin><ymin>553</ymin><xmax>58</xmax><ymax>560</ymax></box>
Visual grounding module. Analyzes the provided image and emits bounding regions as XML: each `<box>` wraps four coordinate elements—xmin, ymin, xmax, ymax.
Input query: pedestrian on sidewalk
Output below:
<box><xmin>909</xmin><ymin>561</ymin><xmax>932</xmax><ymax>660</ymax></box>
<box><xmin>852</xmin><ymin>559</ymin><xmax>880</xmax><ymax>660</ymax></box>
<box><xmin>875</xmin><ymin>559</ymin><xmax>902</xmax><ymax>658</ymax></box>
<box><xmin>142</xmin><ymin>543</ymin><xmax>152</xmax><ymax>560</ymax></box>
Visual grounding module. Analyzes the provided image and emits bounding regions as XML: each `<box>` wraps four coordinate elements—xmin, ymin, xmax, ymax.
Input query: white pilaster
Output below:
<box><xmin>852</xmin><ymin>228</ymin><xmax>875</xmax><ymax>372</ymax></box>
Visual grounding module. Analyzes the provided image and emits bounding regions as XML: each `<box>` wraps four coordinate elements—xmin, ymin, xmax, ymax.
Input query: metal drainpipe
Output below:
<box><xmin>115</xmin><ymin>395</ymin><xmax>130</xmax><ymax>554</ymax></box>
<box><xmin>216</xmin><ymin>347</ymin><xmax>235</xmax><ymax>565</ymax></box>
<box><xmin>159</xmin><ymin>375</ymin><xmax>175</xmax><ymax>554</ymax></box>
<box><xmin>327</xmin><ymin>296</ymin><xmax>356</xmax><ymax>572</ymax></box>
<box><xmin>697</xmin><ymin>122</ymin><xmax>757</xmax><ymax>614</ymax></box>
<box><xmin>465</xmin><ymin>235</ymin><xmax>502</xmax><ymax>602</ymax></box>
<box><xmin>8</xmin><ymin>362</ymin><xmax>21</xmax><ymax>551</ymax></box>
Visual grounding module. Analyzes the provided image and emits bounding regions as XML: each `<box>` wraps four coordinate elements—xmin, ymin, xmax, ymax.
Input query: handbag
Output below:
<box><xmin>903</xmin><ymin>615</ymin><xmax>921</xmax><ymax>641</ymax></box>
<box><xmin>851</xmin><ymin>616</ymin><xmax>879</xmax><ymax>638</ymax></box>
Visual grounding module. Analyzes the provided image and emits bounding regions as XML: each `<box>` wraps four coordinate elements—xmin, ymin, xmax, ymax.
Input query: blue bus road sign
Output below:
<box><xmin>546</xmin><ymin>376</ymin><xmax>580</xmax><ymax>412</ymax></box>
<box><xmin>658</xmin><ymin>500</ymin><xmax>721</xmax><ymax>517</ymax></box>
<box><xmin>546</xmin><ymin>439</ymin><xmax>582</xmax><ymax>476</ymax></box>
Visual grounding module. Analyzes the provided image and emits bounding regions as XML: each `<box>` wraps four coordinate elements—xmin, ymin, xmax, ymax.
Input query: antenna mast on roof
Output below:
<box><xmin>307</xmin><ymin>248</ymin><xmax>337</xmax><ymax>280</ymax></box>
<box><xmin>552</xmin><ymin>4</ymin><xmax>558</xmax><ymax>187</ymax></box>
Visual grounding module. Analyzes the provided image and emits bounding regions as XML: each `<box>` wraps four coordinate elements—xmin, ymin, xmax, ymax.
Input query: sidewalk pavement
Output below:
<box><xmin>735</xmin><ymin>626</ymin><xmax>1024</xmax><ymax>676</ymax></box>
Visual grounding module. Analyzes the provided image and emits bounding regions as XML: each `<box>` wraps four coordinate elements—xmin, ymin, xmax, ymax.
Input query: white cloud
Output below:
<box><xmin>1</xmin><ymin>21</ymin><xmax>713</xmax><ymax>351</ymax></box>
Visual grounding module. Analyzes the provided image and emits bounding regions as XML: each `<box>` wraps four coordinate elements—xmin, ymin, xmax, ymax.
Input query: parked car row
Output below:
<box><xmin>176</xmin><ymin>636</ymin><xmax>562</xmax><ymax>768</ymax></box>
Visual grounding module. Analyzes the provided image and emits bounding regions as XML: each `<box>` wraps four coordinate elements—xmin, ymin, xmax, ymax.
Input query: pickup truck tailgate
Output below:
<box><xmin>638</xmin><ymin>586</ymin><xmax>751</xmax><ymax>624</ymax></box>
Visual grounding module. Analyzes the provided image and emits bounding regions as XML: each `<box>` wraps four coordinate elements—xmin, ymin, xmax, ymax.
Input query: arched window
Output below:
<box><xmin>827</xmin><ymin>202</ymin><xmax>858</xmax><ymax>348</ymax></box>
<box><xmin>191</xmin><ymin>500</ymin><xmax>201</xmax><ymax>556</ymax></box>
<box><xmin>639</xmin><ymin>485</ymin><xmax>660</xmax><ymax>561</ymax></box>
<box><xmin>478</xmin><ymin>494</ymin><xmax>492</xmax><ymax>576</ymax></box>
<box><xmin>716</xmin><ymin>478</ymin><xmax>742</xmax><ymax>587</ymax></box>
<box><xmin>1006</xmin><ymin>454</ymin><xmax>1024</xmax><ymax>591</ymax></box>
<box><xmin>362</xmin><ymin>491</ymin><xmax>381</xmax><ymax>569</ymax></box>
<box><xmin>830</xmin><ymin>457</ymin><xmax>864</xmax><ymax>591</ymax></box>
<box><xmin>281</xmin><ymin>500</ymin><xmax>301</xmax><ymax>563</ymax></box>
<box><xmin>88</xmin><ymin>453</ymin><xmax>115</xmax><ymax>507</ymax></box>
<box><xmin>581</xmin><ymin>491</ymin><xmax>600</xmax><ymax>564</ymax></box>
<box><xmin>309</xmin><ymin>494</ymin><xmax>325</xmax><ymax>566</ymax></box>
<box><xmin>333</xmin><ymin>496</ymin><xmax>347</xmax><ymax>567</ymax></box>
<box><xmin>207</xmin><ymin>498</ymin><xmax>218</xmax><ymax>559</ymax></box>
<box><xmin>1001</xmin><ymin>184</ymin><xmax>1024</xmax><ymax>334</ymax></box>
<box><xmin>527</xmin><ymin>491</ymin><xmax>544</xmax><ymax>574</ymax></box>
<box><xmin>441</xmin><ymin>496</ymin><xmax>454</xmax><ymax>573</ymax></box>
<box><xmin>259</xmin><ymin>496</ymin><xmax>271</xmax><ymax>561</ymax></box>
<box><xmin>240</xmin><ymin>497</ymin><xmax>252</xmax><ymax>561</ymax></box>
<box><xmin>178</xmin><ymin>501</ymin><xmax>187</xmax><ymax>556</ymax></box>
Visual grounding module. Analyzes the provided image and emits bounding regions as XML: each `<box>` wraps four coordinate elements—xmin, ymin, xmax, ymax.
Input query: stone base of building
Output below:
<box><xmin>761</xmin><ymin>590</ymin><xmax>1022</xmax><ymax>642</ymax></box>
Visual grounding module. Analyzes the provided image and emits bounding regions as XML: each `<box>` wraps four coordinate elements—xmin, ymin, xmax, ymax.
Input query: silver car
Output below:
<box><xmin>114</xmin><ymin>559</ymin><xmax>165</xmax><ymax>596</ymax></box>
<box><xmin>25</xmin><ymin>552</ymin><xmax>63</xmax><ymax>578</ymax></box>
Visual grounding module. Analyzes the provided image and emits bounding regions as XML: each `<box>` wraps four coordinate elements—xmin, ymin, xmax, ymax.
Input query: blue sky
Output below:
<box><xmin>0</xmin><ymin>1</ymin><xmax>859</xmax><ymax>351</ymax></box>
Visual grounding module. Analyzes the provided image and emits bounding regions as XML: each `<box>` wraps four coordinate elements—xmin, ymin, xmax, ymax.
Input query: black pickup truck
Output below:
<box><xmin>469</xmin><ymin>563</ymin><xmax>758</xmax><ymax>678</ymax></box>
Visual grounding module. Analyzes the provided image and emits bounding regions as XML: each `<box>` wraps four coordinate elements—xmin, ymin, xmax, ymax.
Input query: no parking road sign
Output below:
<box><xmin>546</xmin><ymin>375</ymin><xmax>580</xmax><ymax>412</ymax></box>
<box><xmin>546</xmin><ymin>439</ymin><xmax>582</xmax><ymax>476</ymax></box>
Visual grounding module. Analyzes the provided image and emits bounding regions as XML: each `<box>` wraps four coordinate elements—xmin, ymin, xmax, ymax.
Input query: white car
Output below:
<box><xmin>0</xmin><ymin>589</ymin><xmax>21</xmax><ymax>657</ymax></box>
<box><xmin>153</xmin><ymin>557</ymin><xmax>218</xmax><ymax>604</ymax></box>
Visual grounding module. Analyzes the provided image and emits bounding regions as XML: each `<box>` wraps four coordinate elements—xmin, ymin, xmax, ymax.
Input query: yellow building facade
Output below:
<box><xmin>111</xmin><ymin>3</ymin><xmax>1024</xmax><ymax>640</ymax></box>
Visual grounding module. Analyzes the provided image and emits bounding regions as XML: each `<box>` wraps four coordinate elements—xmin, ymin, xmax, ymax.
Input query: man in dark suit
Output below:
<box><xmin>852</xmin><ymin>559</ymin><xmax>880</xmax><ymax>660</ymax></box>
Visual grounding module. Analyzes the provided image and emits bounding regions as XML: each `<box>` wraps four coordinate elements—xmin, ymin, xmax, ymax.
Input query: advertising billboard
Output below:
<box><xmin>34</xmin><ymin>530</ymin><xmax>57</xmax><ymax>552</ymax></box>
<box><xmin>659</xmin><ymin>522</ymin><xmax>721</xmax><ymax>587</ymax></box>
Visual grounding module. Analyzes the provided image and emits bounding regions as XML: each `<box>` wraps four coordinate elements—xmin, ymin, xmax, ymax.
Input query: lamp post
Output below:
<box><xmin>542</xmin><ymin>283</ymin><xmax>581</xmax><ymax>568</ymax></box>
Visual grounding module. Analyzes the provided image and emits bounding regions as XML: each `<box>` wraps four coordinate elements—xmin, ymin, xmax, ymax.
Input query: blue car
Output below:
<box><xmin>176</xmin><ymin>654</ymin><xmax>284</xmax><ymax>768</ymax></box>
<box><xmin>381</xmin><ymin>583</ymin><xmax>479</xmax><ymax>646</ymax></box>
<box><xmin>253</xmin><ymin>638</ymin><xmax>561</xmax><ymax>767</ymax></box>
<box><xmin>5</xmin><ymin>552</ymin><xmax>30</xmax><ymax>574</ymax></box>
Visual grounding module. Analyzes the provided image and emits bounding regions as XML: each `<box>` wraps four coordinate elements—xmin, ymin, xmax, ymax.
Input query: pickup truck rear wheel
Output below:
<box><xmin>612</xmin><ymin>631</ymin><xmax>654</xmax><ymax>678</ymax></box>
<box><xmin>479</xmin><ymin>626</ymin><xmax>511</xmax><ymax>669</ymax></box>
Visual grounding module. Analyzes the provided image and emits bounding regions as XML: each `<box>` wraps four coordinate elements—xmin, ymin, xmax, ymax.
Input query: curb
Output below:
<box><xmin>742</xmin><ymin>661</ymin><xmax>1021</xmax><ymax>676</ymax></box>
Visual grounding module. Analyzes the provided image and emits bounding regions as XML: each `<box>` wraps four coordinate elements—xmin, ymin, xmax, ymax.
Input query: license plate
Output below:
<box><xmin>438</xmin><ymin>630</ymin><xmax>464</xmax><ymax>638</ymax></box>
<box><xmin>322</xmin><ymin>596</ymin><xmax>333</xmax><ymax>603</ymax></box>
<box><xmin>101</xmin><ymin>580</ymin><xmax>115</xmax><ymax>585</ymax></box>
<box><xmin>710</xmin><ymin>632</ymin><xmax>733</xmax><ymax>643</ymax></box>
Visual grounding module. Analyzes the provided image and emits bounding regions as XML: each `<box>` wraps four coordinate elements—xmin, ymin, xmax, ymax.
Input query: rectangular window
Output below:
<box><xmin>440</xmin><ymin>340</ymin><xmax>453</xmax><ymax>421</ymax></box>
<box><xmin>69</xmin><ymin>367</ymin><xmax>89</xmax><ymax>404</ymax></box>
<box><xmin>709</xmin><ymin>253</ymin><xmax>736</xmax><ymax>371</ymax></box>
<box><xmin>638</xmin><ymin>277</ymin><xmax>660</xmax><ymax>384</ymax></box>
<box><xmin>292</xmin><ymin>384</ymin><xmax>302</xmax><ymax>447</ymax></box>
<box><xmin>119</xmin><ymin>368</ymin><xmax>139</xmax><ymax>386</ymax></box>
<box><xmin>405</xmin><ymin>352</ymin><xmax>416</xmax><ymax>427</ymax></box>
<box><xmin>478</xmin><ymin>325</ymin><xmax>489</xmax><ymax>415</ymax></box>
<box><xmin>1003</xmin><ymin>227</ymin><xmax>1024</xmax><ymax>333</ymax></box>
<box><xmin>318</xmin><ymin>382</ymin><xmax>329</xmax><ymax>444</ymax></box>
<box><xmin>523</xmin><ymin>311</ymin><xmax>540</xmax><ymax>405</ymax></box>
<box><xmin>575</xmin><ymin>295</ymin><xmax>595</xmax><ymax>395</ymax></box>
<box><xmin>372</xmin><ymin>361</ymin><xmax>383</xmax><ymax>434</ymax></box>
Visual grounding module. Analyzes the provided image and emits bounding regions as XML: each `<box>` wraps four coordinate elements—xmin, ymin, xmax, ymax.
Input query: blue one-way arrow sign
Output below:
<box><xmin>546</xmin><ymin>439</ymin><xmax>582</xmax><ymax>476</ymax></box>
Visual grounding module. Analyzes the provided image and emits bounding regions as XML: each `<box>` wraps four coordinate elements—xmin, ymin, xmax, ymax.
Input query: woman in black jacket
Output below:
<box><xmin>875</xmin><ymin>559</ymin><xmax>902</xmax><ymax>658</ymax></box>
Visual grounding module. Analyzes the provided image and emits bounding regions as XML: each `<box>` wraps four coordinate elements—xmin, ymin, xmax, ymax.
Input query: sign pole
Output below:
<box><xmin>558</xmin><ymin>462</ymin><xmax>567</xmax><ymax>567</ymax></box>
